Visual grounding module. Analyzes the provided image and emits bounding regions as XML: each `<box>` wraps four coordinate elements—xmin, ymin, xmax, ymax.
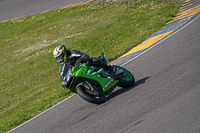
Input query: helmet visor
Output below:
<box><xmin>56</xmin><ymin>54</ymin><xmax>64</xmax><ymax>63</ymax></box>
<box><xmin>56</xmin><ymin>54</ymin><xmax>63</xmax><ymax>60</ymax></box>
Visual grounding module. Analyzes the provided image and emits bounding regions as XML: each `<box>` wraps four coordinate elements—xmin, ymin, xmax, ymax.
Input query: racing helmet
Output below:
<box><xmin>53</xmin><ymin>45</ymin><xmax>67</xmax><ymax>63</ymax></box>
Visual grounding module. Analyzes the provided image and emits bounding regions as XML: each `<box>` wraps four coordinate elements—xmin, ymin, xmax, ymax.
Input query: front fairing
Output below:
<box><xmin>60</xmin><ymin>63</ymin><xmax>73</xmax><ymax>88</ymax></box>
<box><xmin>60</xmin><ymin>63</ymin><xmax>118</xmax><ymax>94</ymax></box>
<box><xmin>72</xmin><ymin>64</ymin><xmax>118</xmax><ymax>93</ymax></box>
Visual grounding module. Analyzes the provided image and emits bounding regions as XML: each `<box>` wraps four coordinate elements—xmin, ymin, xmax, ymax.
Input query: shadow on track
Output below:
<box><xmin>105</xmin><ymin>76</ymin><xmax>150</xmax><ymax>102</ymax></box>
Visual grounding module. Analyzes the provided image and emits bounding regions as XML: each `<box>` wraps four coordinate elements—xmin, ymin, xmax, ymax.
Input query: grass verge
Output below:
<box><xmin>0</xmin><ymin>0</ymin><xmax>183</xmax><ymax>132</ymax></box>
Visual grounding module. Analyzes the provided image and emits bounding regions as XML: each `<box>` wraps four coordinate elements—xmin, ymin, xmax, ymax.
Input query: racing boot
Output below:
<box><xmin>115</xmin><ymin>69</ymin><xmax>124</xmax><ymax>76</ymax></box>
<box><xmin>109</xmin><ymin>66</ymin><xmax>125</xmax><ymax>77</ymax></box>
<box><xmin>109</xmin><ymin>66</ymin><xmax>124</xmax><ymax>76</ymax></box>
<box><xmin>108</xmin><ymin>66</ymin><xmax>117</xmax><ymax>73</ymax></box>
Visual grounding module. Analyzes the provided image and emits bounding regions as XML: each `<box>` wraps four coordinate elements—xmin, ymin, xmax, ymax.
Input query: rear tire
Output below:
<box><xmin>77</xmin><ymin>86</ymin><xmax>105</xmax><ymax>104</ymax></box>
<box><xmin>114</xmin><ymin>66</ymin><xmax>135</xmax><ymax>88</ymax></box>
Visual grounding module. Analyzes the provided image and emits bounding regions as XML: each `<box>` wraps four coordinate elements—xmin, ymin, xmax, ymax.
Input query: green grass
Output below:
<box><xmin>0</xmin><ymin>0</ymin><xmax>183</xmax><ymax>132</ymax></box>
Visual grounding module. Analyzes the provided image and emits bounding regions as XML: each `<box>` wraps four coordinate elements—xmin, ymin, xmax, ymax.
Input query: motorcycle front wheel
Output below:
<box><xmin>77</xmin><ymin>86</ymin><xmax>105</xmax><ymax>104</ymax></box>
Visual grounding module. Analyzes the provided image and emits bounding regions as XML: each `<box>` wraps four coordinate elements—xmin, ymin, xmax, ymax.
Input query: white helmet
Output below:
<box><xmin>53</xmin><ymin>45</ymin><xmax>67</xmax><ymax>63</ymax></box>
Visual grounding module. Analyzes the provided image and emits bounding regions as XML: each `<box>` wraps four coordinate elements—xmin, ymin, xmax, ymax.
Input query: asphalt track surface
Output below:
<box><xmin>0</xmin><ymin>0</ymin><xmax>87</xmax><ymax>22</ymax></box>
<box><xmin>8</xmin><ymin>12</ymin><xmax>200</xmax><ymax>133</ymax></box>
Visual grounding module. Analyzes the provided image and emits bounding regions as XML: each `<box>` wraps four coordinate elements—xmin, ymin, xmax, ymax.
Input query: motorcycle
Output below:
<box><xmin>61</xmin><ymin>53</ymin><xmax>135</xmax><ymax>104</ymax></box>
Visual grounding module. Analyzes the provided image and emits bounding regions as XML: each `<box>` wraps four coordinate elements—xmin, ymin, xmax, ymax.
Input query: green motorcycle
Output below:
<box><xmin>61</xmin><ymin>53</ymin><xmax>135</xmax><ymax>104</ymax></box>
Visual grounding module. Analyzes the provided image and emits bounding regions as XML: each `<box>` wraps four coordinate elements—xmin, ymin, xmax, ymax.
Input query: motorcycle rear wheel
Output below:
<box><xmin>114</xmin><ymin>66</ymin><xmax>135</xmax><ymax>88</ymax></box>
<box><xmin>77</xmin><ymin>86</ymin><xmax>105</xmax><ymax>104</ymax></box>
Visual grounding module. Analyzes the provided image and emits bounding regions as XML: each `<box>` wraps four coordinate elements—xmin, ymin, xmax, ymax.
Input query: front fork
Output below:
<box><xmin>76</xmin><ymin>80</ymin><xmax>101</xmax><ymax>96</ymax></box>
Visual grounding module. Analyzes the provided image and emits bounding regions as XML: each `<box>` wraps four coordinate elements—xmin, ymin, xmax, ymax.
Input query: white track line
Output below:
<box><xmin>7</xmin><ymin>94</ymin><xmax>75</xmax><ymax>133</ymax></box>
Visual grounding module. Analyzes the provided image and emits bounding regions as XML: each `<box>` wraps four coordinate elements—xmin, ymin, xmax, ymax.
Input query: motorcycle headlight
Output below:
<box><xmin>62</xmin><ymin>81</ymin><xmax>67</xmax><ymax>88</ymax></box>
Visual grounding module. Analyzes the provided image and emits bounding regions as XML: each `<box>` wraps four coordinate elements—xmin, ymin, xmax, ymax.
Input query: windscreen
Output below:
<box><xmin>59</xmin><ymin>62</ymin><xmax>73</xmax><ymax>84</ymax></box>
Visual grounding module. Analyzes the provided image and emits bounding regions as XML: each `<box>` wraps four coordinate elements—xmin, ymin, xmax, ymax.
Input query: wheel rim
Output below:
<box><xmin>85</xmin><ymin>86</ymin><xmax>100</xmax><ymax>97</ymax></box>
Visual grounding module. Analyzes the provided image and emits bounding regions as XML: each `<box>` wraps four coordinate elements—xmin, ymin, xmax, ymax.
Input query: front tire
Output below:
<box><xmin>114</xmin><ymin>66</ymin><xmax>135</xmax><ymax>88</ymax></box>
<box><xmin>77</xmin><ymin>86</ymin><xmax>105</xmax><ymax>104</ymax></box>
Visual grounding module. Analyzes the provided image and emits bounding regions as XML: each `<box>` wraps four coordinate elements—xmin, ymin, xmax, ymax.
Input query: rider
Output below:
<box><xmin>53</xmin><ymin>45</ymin><xmax>116</xmax><ymax>87</ymax></box>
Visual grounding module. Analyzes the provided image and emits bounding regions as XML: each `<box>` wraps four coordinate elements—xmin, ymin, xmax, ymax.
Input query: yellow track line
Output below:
<box><xmin>119</xmin><ymin>30</ymin><xmax>174</xmax><ymax>58</ymax></box>
<box><xmin>60</xmin><ymin>0</ymin><xmax>94</xmax><ymax>9</ymax></box>
<box><xmin>167</xmin><ymin>4</ymin><xmax>200</xmax><ymax>24</ymax></box>
<box><xmin>184</xmin><ymin>0</ymin><xmax>192</xmax><ymax>3</ymax></box>
<box><xmin>119</xmin><ymin>0</ymin><xmax>200</xmax><ymax>59</ymax></box>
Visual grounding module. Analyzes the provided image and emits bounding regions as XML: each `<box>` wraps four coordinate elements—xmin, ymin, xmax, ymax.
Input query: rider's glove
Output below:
<box><xmin>74</xmin><ymin>63</ymin><xmax>81</xmax><ymax>67</ymax></box>
<box><xmin>74</xmin><ymin>58</ymin><xmax>83</xmax><ymax>67</ymax></box>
